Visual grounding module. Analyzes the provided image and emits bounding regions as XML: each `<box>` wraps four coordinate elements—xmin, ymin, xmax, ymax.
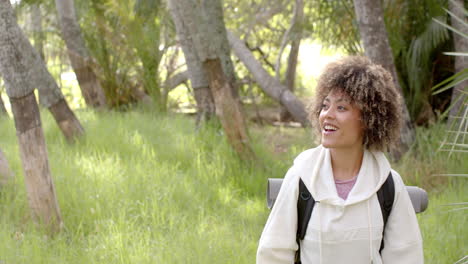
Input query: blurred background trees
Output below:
<box><xmin>3</xmin><ymin>0</ymin><xmax>462</xmax><ymax>123</ymax></box>
<box><xmin>0</xmin><ymin>0</ymin><xmax>463</xmax><ymax>161</ymax></box>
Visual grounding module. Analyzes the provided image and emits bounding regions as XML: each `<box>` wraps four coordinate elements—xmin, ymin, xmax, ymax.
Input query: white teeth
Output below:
<box><xmin>324</xmin><ymin>125</ymin><xmax>337</xmax><ymax>131</ymax></box>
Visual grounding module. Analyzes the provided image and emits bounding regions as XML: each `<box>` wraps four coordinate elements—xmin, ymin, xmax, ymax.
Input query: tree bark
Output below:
<box><xmin>353</xmin><ymin>0</ymin><xmax>415</xmax><ymax>160</ymax></box>
<box><xmin>167</xmin><ymin>0</ymin><xmax>216</xmax><ymax>125</ymax></box>
<box><xmin>448</xmin><ymin>0</ymin><xmax>468</xmax><ymax>126</ymax></box>
<box><xmin>10</xmin><ymin>94</ymin><xmax>63</xmax><ymax>233</ymax></box>
<box><xmin>164</xmin><ymin>70</ymin><xmax>189</xmax><ymax>93</ymax></box>
<box><xmin>278</xmin><ymin>0</ymin><xmax>304</xmax><ymax>122</ymax></box>
<box><xmin>168</xmin><ymin>0</ymin><xmax>253</xmax><ymax>159</ymax></box>
<box><xmin>0</xmin><ymin>0</ymin><xmax>84</xmax><ymax>142</ymax></box>
<box><xmin>0</xmin><ymin>147</ymin><xmax>14</xmax><ymax>187</ymax></box>
<box><xmin>48</xmin><ymin>98</ymin><xmax>84</xmax><ymax>142</ymax></box>
<box><xmin>204</xmin><ymin>59</ymin><xmax>252</xmax><ymax>156</ymax></box>
<box><xmin>0</xmin><ymin>1</ymin><xmax>63</xmax><ymax>233</ymax></box>
<box><xmin>227</xmin><ymin>31</ymin><xmax>310</xmax><ymax>127</ymax></box>
<box><xmin>55</xmin><ymin>0</ymin><xmax>107</xmax><ymax>109</ymax></box>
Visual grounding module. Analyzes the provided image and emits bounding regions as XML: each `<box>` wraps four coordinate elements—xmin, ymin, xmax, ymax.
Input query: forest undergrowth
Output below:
<box><xmin>0</xmin><ymin>109</ymin><xmax>465</xmax><ymax>263</ymax></box>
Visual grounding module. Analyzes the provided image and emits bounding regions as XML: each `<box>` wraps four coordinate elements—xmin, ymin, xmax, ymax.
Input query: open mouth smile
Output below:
<box><xmin>322</xmin><ymin>124</ymin><xmax>338</xmax><ymax>134</ymax></box>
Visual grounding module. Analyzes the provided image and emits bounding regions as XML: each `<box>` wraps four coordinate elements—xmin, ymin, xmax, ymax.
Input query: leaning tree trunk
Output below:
<box><xmin>1</xmin><ymin>0</ymin><xmax>84</xmax><ymax>143</ymax></box>
<box><xmin>353</xmin><ymin>0</ymin><xmax>415</xmax><ymax>160</ymax></box>
<box><xmin>227</xmin><ymin>31</ymin><xmax>310</xmax><ymax>127</ymax></box>
<box><xmin>168</xmin><ymin>0</ymin><xmax>253</xmax><ymax>159</ymax></box>
<box><xmin>0</xmin><ymin>147</ymin><xmax>14</xmax><ymax>187</ymax></box>
<box><xmin>167</xmin><ymin>1</ymin><xmax>215</xmax><ymax>126</ymax></box>
<box><xmin>448</xmin><ymin>0</ymin><xmax>468</xmax><ymax>127</ymax></box>
<box><xmin>55</xmin><ymin>0</ymin><xmax>107</xmax><ymax>109</ymax></box>
<box><xmin>0</xmin><ymin>0</ymin><xmax>63</xmax><ymax>233</ymax></box>
<box><xmin>277</xmin><ymin>0</ymin><xmax>304</xmax><ymax>122</ymax></box>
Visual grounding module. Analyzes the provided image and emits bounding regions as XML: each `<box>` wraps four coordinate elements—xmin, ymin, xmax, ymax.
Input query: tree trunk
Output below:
<box><xmin>0</xmin><ymin>1</ymin><xmax>63</xmax><ymax>233</ymax></box>
<box><xmin>35</xmin><ymin>59</ymin><xmax>85</xmax><ymax>142</ymax></box>
<box><xmin>353</xmin><ymin>0</ymin><xmax>415</xmax><ymax>160</ymax></box>
<box><xmin>0</xmin><ymin>147</ymin><xmax>14</xmax><ymax>187</ymax></box>
<box><xmin>227</xmin><ymin>31</ymin><xmax>310</xmax><ymax>127</ymax></box>
<box><xmin>204</xmin><ymin>59</ymin><xmax>252</xmax><ymax>156</ymax></box>
<box><xmin>0</xmin><ymin>0</ymin><xmax>84</xmax><ymax>143</ymax></box>
<box><xmin>0</xmin><ymin>90</ymin><xmax>7</xmax><ymax>117</ymax></box>
<box><xmin>167</xmin><ymin>0</ymin><xmax>216</xmax><ymax>125</ymax></box>
<box><xmin>55</xmin><ymin>0</ymin><xmax>107</xmax><ymax>109</ymax></box>
<box><xmin>278</xmin><ymin>0</ymin><xmax>304</xmax><ymax>122</ymax></box>
<box><xmin>47</xmin><ymin>98</ymin><xmax>84</xmax><ymax>142</ymax></box>
<box><xmin>130</xmin><ymin>84</ymin><xmax>155</xmax><ymax>106</ymax></box>
<box><xmin>448</xmin><ymin>0</ymin><xmax>468</xmax><ymax>126</ymax></box>
<box><xmin>164</xmin><ymin>70</ymin><xmax>189</xmax><ymax>93</ymax></box>
<box><xmin>31</xmin><ymin>3</ymin><xmax>45</xmax><ymax>61</ymax></box>
<box><xmin>10</xmin><ymin>94</ymin><xmax>63</xmax><ymax>233</ymax></box>
<box><xmin>168</xmin><ymin>0</ymin><xmax>253</xmax><ymax>159</ymax></box>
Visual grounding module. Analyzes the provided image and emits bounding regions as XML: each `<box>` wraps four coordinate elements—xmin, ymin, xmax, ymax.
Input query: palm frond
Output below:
<box><xmin>445</xmin><ymin>8</ymin><xmax>468</xmax><ymax>28</ymax></box>
<box><xmin>432</xmin><ymin>68</ymin><xmax>468</xmax><ymax>95</ymax></box>
<box><xmin>404</xmin><ymin>16</ymin><xmax>450</xmax><ymax>116</ymax></box>
<box><xmin>443</xmin><ymin>52</ymin><xmax>468</xmax><ymax>56</ymax></box>
<box><xmin>433</xmin><ymin>17</ymin><xmax>468</xmax><ymax>39</ymax></box>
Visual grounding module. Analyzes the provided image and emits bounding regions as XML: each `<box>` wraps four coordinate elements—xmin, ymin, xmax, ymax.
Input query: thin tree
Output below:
<box><xmin>168</xmin><ymin>1</ymin><xmax>215</xmax><ymax>126</ymax></box>
<box><xmin>276</xmin><ymin>0</ymin><xmax>304</xmax><ymax>122</ymax></box>
<box><xmin>227</xmin><ymin>31</ymin><xmax>310</xmax><ymax>127</ymax></box>
<box><xmin>448</xmin><ymin>0</ymin><xmax>468</xmax><ymax>126</ymax></box>
<box><xmin>0</xmin><ymin>0</ymin><xmax>63</xmax><ymax>233</ymax></box>
<box><xmin>353</xmin><ymin>0</ymin><xmax>415</xmax><ymax>160</ymax></box>
<box><xmin>168</xmin><ymin>0</ymin><xmax>253</xmax><ymax>159</ymax></box>
<box><xmin>55</xmin><ymin>0</ymin><xmax>107</xmax><ymax>108</ymax></box>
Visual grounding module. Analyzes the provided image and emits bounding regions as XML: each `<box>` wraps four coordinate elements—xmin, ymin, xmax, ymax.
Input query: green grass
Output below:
<box><xmin>0</xmin><ymin>109</ymin><xmax>466</xmax><ymax>263</ymax></box>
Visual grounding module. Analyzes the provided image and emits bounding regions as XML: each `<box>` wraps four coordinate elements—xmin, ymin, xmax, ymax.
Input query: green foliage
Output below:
<box><xmin>77</xmin><ymin>0</ymin><xmax>170</xmax><ymax>110</ymax></box>
<box><xmin>386</xmin><ymin>0</ymin><xmax>452</xmax><ymax>122</ymax></box>
<box><xmin>304</xmin><ymin>0</ymin><xmax>454</xmax><ymax>124</ymax></box>
<box><xmin>0</xmin><ymin>110</ymin><xmax>466</xmax><ymax>263</ymax></box>
<box><xmin>309</xmin><ymin>0</ymin><xmax>361</xmax><ymax>54</ymax></box>
<box><xmin>432</xmin><ymin>3</ymin><xmax>468</xmax><ymax>125</ymax></box>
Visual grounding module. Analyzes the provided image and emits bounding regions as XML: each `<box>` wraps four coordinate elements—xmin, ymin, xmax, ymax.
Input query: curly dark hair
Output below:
<box><xmin>309</xmin><ymin>56</ymin><xmax>402</xmax><ymax>151</ymax></box>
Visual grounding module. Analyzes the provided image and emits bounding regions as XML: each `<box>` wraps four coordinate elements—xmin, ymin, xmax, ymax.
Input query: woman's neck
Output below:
<box><xmin>330</xmin><ymin>147</ymin><xmax>364</xmax><ymax>181</ymax></box>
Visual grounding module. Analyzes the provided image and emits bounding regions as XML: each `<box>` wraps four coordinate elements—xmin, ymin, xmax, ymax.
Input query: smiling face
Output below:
<box><xmin>319</xmin><ymin>91</ymin><xmax>364</xmax><ymax>151</ymax></box>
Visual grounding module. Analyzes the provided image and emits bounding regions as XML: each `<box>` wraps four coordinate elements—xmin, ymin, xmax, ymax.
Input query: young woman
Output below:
<box><xmin>257</xmin><ymin>56</ymin><xmax>423</xmax><ymax>264</ymax></box>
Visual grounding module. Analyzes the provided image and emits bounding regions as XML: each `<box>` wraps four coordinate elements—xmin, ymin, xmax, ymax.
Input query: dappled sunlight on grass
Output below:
<box><xmin>0</xmin><ymin>109</ymin><xmax>465</xmax><ymax>263</ymax></box>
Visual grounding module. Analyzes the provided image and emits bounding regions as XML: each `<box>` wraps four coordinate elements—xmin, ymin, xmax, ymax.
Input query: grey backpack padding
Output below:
<box><xmin>266</xmin><ymin>178</ymin><xmax>428</xmax><ymax>213</ymax></box>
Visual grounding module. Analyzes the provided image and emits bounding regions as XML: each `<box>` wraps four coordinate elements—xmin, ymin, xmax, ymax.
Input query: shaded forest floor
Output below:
<box><xmin>0</xmin><ymin>108</ymin><xmax>466</xmax><ymax>263</ymax></box>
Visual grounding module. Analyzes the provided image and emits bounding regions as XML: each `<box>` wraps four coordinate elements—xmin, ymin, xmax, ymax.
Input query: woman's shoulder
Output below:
<box><xmin>292</xmin><ymin>145</ymin><xmax>323</xmax><ymax>165</ymax></box>
<box><xmin>389</xmin><ymin>169</ymin><xmax>408</xmax><ymax>192</ymax></box>
<box><xmin>282</xmin><ymin>146</ymin><xmax>324</xmax><ymax>189</ymax></box>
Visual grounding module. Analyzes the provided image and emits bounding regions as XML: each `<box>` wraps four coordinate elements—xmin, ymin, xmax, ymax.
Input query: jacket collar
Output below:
<box><xmin>297</xmin><ymin>145</ymin><xmax>391</xmax><ymax>206</ymax></box>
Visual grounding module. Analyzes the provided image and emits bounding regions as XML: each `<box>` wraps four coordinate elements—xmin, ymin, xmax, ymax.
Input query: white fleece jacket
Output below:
<box><xmin>257</xmin><ymin>145</ymin><xmax>423</xmax><ymax>264</ymax></box>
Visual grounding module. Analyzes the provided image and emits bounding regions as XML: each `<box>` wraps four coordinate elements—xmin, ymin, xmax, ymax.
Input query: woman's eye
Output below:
<box><xmin>337</xmin><ymin>106</ymin><xmax>347</xmax><ymax>111</ymax></box>
<box><xmin>321</xmin><ymin>104</ymin><xmax>329</xmax><ymax>110</ymax></box>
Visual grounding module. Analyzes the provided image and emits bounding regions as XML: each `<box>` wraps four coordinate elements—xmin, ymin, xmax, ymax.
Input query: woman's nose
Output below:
<box><xmin>322</xmin><ymin>107</ymin><xmax>336</xmax><ymax>119</ymax></box>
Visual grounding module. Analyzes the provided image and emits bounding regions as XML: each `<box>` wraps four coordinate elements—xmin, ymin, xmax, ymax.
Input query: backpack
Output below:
<box><xmin>294</xmin><ymin>173</ymin><xmax>394</xmax><ymax>264</ymax></box>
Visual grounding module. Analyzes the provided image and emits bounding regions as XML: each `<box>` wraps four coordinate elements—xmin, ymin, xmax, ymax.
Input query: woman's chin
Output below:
<box><xmin>321</xmin><ymin>141</ymin><xmax>334</xmax><ymax>148</ymax></box>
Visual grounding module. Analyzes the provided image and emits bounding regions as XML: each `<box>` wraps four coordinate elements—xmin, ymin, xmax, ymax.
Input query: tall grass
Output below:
<box><xmin>0</xmin><ymin>109</ymin><xmax>465</xmax><ymax>263</ymax></box>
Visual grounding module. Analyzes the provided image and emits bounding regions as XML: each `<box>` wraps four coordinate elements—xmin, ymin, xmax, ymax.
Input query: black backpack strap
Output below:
<box><xmin>295</xmin><ymin>178</ymin><xmax>316</xmax><ymax>264</ymax></box>
<box><xmin>376</xmin><ymin>172</ymin><xmax>395</xmax><ymax>253</ymax></box>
